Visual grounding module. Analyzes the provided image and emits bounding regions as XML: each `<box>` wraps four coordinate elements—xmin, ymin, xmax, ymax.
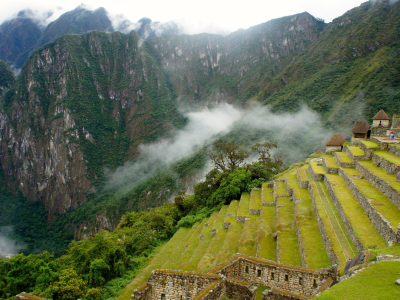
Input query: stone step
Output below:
<box><xmin>257</xmin><ymin>205</ymin><xmax>277</xmax><ymax>261</ymax></box>
<box><xmin>309</xmin><ymin>160</ymin><xmax>326</xmax><ymax>181</ymax></box>
<box><xmin>356</xmin><ymin>160</ymin><xmax>400</xmax><ymax>210</ymax></box>
<box><xmin>287</xmin><ymin>172</ymin><xmax>331</xmax><ymax>269</ymax></box>
<box><xmin>359</xmin><ymin>140</ymin><xmax>380</xmax><ymax>159</ymax></box>
<box><xmin>197</xmin><ymin>206</ymin><xmax>230</xmax><ymax>273</ymax></box>
<box><xmin>237</xmin><ymin>193</ymin><xmax>251</xmax><ymax>222</ymax></box>
<box><xmin>322</xmin><ymin>156</ymin><xmax>339</xmax><ymax>174</ymax></box>
<box><xmin>339</xmin><ymin>167</ymin><xmax>400</xmax><ymax>246</ymax></box>
<box><xmin>334</xmin><ymin>152</ymin><xmax>355</xmax><ymax>168</ymax></box>
<box><xmin>249</xmin><ymin>188</ymin><xmax>262</xmax><ymax>215</ymax></box>
<box><xmin>324</xmin><ymin>174</ymin><xmax>387</xmax><ymax>251</ymax></box>
<box><xmin>388</xmin><ymin>144</ymin><xmax>400</xmax><ymax>157</ymax></box>
<box><xmin>276</xmin><ymin>195</ymin><xmax>302</xmax><ymax>267</ymax></box>
<box><xmin>345</xmin><ymin>146</ymin><xmax>366</xmax><ymax>163</ymax></box>
<box><xmin>372</xmin><ymin>150</ymin><xmax>400</xmax><ymax>175</ymax></box>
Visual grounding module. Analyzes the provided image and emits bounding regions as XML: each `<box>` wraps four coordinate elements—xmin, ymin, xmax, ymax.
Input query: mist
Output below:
<box><xmin>105</xmin><ymin>103</ymin><xmax>349</xmax><ymax>197</ymax></box>
<box><xmin>0</xmin><ymin>227</ymin><xmax>25</xmax><ymax>259</ymax></box>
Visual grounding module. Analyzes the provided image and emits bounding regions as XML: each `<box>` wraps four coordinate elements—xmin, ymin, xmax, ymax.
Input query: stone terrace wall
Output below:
<box><xmin>322</xmin><ymin>158</ymin><xmax>338</xmax><ymax>174</ymax></box>
<box><xmin>370</xmin><ymin>137</ymin><xmax>389</xmax><ymax>150</ymax></box>
<box><xmin>356</xmin><ymin>162</ymin><xmax>400</xmax><ymax>210</ymax></box>
<box><xmin>223</xmin><ymin>279</ymin><xmax>256</xmax><ymax>300</ymax></box>
<box><xmin>324</xmin><ymin>176</ymin><xmax>365</xmax><ymax>252</ymax></box>
<box><xmin>339</xmin><ymin>169</ymin><xmax>395</xmax><ymax>246</ymax></box>
<box><xmin>358</xmin><ymin>143</ymin><xmax>375</xmax><ymax>160</ymax></box>
<box><xmin>307</xmin><ymin>184</ymin><xmax>339</xmax><ymax>266</ymax></box>
<box><xmin>194</xmin><ymin>281</ymin><xmax>224</xmax><ymax>300</ymax></box>
<box><xmin>345</xmin><ymin>146</ymin><xmax>366</xmax><ymax>163</ymax></box>
<box><xmin>147</xmin><ymin>270</ymin><xmax>220</xmax><ymax>299</ymax></box>
<box><xmin>263</xmin><ymin>288</ymin><xmax>311</xmax><ymax>300</ymax></box>
<box><xmin>308</xmin><ymin>164</ymin><xmax>324</xmax><ymax>181</ymax></box>
<box><xmin>132</xmin><ymin>283</ymin><xmax>152</xmax><ymax>299</ymax></box>
<box><xmin>334</xmin><ymin>152</ymin><xmax>355</xmax><ymax>168</ymax></box>
<box><xmin>372</xmin><ymin>153</ymin><xmax>400</xmax><ymax>175</ymax></box>
<box><xmin>216</xmin><ymin>256</ymin><xmax>337</xmax><ymax>298</ymax></box>
<box><xmin>389</xmin><ymin>144</ymin><xmax>400</xmax><ymax>157</ymax></box>
<box><xmin>296</xmin><ymin>169</ymin><xmax>309</xmax><ymax>188</ymax></box>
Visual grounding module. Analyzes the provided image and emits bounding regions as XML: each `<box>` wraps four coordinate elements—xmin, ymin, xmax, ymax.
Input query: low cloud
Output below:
<box><xmin>0</xmin><ymin>227</ymin><xmax>25</xmax><ymax>258</ymax></box>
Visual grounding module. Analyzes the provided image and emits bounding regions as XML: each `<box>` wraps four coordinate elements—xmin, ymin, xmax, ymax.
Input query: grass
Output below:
<box><xmin>336</xmin><ymin>152</ymin><xmax>353</xmax><ymax>164</ymax></box>
<box><xmin>310</xmin><ymin>161</ymin><xmax>326</xmax><ymax>175</ymax></box>
<box><xmin>305</xmin><ymin>169</ymin><xmax>357</xmax><ymax>267</ymax></box>
<box><xmin>359</xmin><ymin>160</ymin><xmax>400</xmax><ymax>192</ymax></box>
<box><xmin>362</xmin><ymin>140</ymin><xmax>380</xmax><ymax>149</ymax></box>
<box><xmin>238</xmin><ymin>215</ymin><xmax>260</xmax><ymax>256</ymax></box>
<box><xmin>342</xmin><ymin>167</ymin><xmax>400</xmax><ymax>230</ymax></box>
<box><xmin>197</xmin><ymin>206</ymin><xmax>230</xmax><ymax>273</ymax></box>
<box><xmin>256</xmin><ymin>286</ymin><xmax>269</xmax><ymax>300</ymax></box>
<box><xmin>325</xmin><ymin>174</ymin><xmax>387</xmax><ymax>249</ymax></box>
<box><xmin>348</xmin><ymin>146</ymin><xmax>365</xmax><ymax>156</ymax></box>
<box><xmin>297</xmin><ymin>166</ymin><xmax>309</xmax><ymax>183</ymax></box>
<box><xmin>117</xmin><ymin>227</ymin><xmax>192</xmax><ymax>300</ymax></box>
<box><xmin>250</xmin><ymin>188</ymin><xmax>262</xmax><ymax>210</ymax></box>
<box><xmin>316</xmin><ymin>261</ymin><xmax>400</xmax><ymax>299</ymax></box>
<box><xmin>324</xmin><ymin>156</ymin><xmax>339</xmax><ymax>169</ymax></box>
<box><xmin>286</xmin><ymin>173</ymin><xmax>331</xmax><ymax>269</ymax></box>
<box><xmin>373</xmin><ymin>150</ymin><xmax>400</xmax><ymax>165</ymax></box>
<box><xmin>262</xmin><ymin>184</ymin><xmax>274</xmax><ymax>203</ymax></box>
<box><xmin>276</xmin><ymin>196</ymin><xmax>302</xmax><ymax>266</ymax></box>
<box><xmin>226</xmin><ymin>200</ymin><xmax>239</xmax><ymax>216</ymax></box>
<box><xmin>238</xmin><ymin>193</ymin><xmax>251</xmax><ymax>216</ymax></box>
<box><xmin>213</xmin><ymin>219</ymin><xmax>244</xmax><ymax>266</ymax></box>
<box><xmin>179</xmin><ymin>212</ymin><xmax>220</xmax><ymax>271</ymax></box>
<box><xmin>257</xmin><ymin>205</ymin><xmax>277</xmax><ymax>261</ymax></box>
<box><xmin>274</xmin><ymin>181</ymin><xmax>288</xmax><ymax>197</ymax></box>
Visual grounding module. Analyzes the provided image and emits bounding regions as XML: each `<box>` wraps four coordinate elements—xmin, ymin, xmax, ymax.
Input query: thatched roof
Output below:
<box><xmin>326</xmin><ymin>133</ymin><xmax>346</xmax><ymax>146</ymax></box>
<box><xmin>373</xmin><ymin>109</ymin><xmax>390</xmax><ymax>120</ymax></box>
<box><xmin>352</xmin><ymin>121</ymin><xmax>369</xmax><ymax>134</ymax></box>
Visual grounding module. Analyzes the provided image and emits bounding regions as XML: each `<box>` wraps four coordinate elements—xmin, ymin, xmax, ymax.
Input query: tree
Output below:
<box><xmin>251</xmin><ymin>142</ymin><xmax>277</xmax><ymax>167</ymax></box>
<box><xmin>209</xmin><ymin>142</ymin><xmax>250</xmax><ymax>172</ymax></box>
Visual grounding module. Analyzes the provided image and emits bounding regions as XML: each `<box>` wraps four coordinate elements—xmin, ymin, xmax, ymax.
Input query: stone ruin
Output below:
<box><xmin>132</xmin><ymin>254</ymin><xmax>338</xmax><ymax>300</ymax></box>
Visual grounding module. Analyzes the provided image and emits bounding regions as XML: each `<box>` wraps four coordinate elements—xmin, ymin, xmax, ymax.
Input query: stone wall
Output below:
<box><xmin>322</xmin><ymin>157</ymin><xmax>338</xmax><ymax>174</ymax></box>
<box><xmin>132</xmin><ymin>283</ymin><xmax>152</xmax><ymax>299</ymax></box>
<box><xmin>323</xmin><ymin>176</ymin><xmax>365</xmax><ymax>252</ymax></box>
<box><xmin>334</xmin><ymin>152</ymin><xmax>355</xmax><ymax>168</ymax></box>
<box><xmin>370</xmin><ymin>137</ymin><xmax>389</xmax><ymax>150</ymax></box>
<box><xmin>371</xmin><ymin>127</ymin><xmax>389</xmax><ymax>136</ymax></box>
<box><xmin>308</xmin><ymin>164</ymin><xmax>324</xmax><ymax>181</ymax></box>
<box><xmin>388</xmin><ymin>144</ymin><xmax>400</xmax><ymax>157</ymax></box>
<box><xmin>296</xmin><ymin>169</ymin><xmax>309</xmax><ymax>189</ymax></box>
<box><xmin>263</xmin><ymin>288</ymin><xmax>310</xmax><ymax>300</ymax></box>
<box><xmin>356</xmin><ymin>162</ymin><xmax>400</xmax><ymax>210</ymax></box>
<box><xmin>326</xmin><ymin>146</ymin><xmax>341</xmax><ymax>152</ymax></box>
<box><xmin>223</xmin><ymin>279</ymin><xmax>257</xmax><ymax>300</ymax></box>
<box><xmin>339</xmin><ymin>169</ymin><xmax>396</xmax><ymax>246</ymax></box>
<box><xmin>345</xmin><ymin>146</ymin><xmax>366</xmax><ymax>163</ymax></box>
<box><xmin>194</xmin><ymin>281</ymin><xmax>224</xmax><ymax>300</ymax></box>
<box><xmin>358</xmin><ymin>143</ymin><xmax>375</xmax><ymax>160</ymax></box>
<box><xmin>372</xmin><ymin>153</ymin><xmax>400</xmax><ymax>175</ymax></box>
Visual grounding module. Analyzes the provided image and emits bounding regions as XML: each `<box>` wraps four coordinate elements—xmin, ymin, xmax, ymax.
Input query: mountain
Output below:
<box><xmin>1</xmin><ymin>0</ymin><xmax>400</xmax><ymax>249</ymax></box>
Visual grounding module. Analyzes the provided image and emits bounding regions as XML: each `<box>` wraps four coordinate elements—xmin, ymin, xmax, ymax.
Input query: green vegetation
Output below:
<box><xmin>249</xmin><ymin>189</ymin><xmax>262</xmax><ymax>211</ymax></box>
<box><xmin>324</xmin><ymin>156</ymin><xmax>339</xmax><ymax>169</ymax></box>
<box><xmin>237</xmin><ymin>193</ymin><xmax>251</xmax><ymax>216</ymax></box>
<box><xmin>336</xmin><ymin>152</ymin><xmax>353</xmax><ymax>165</ymax></box>
<box><xmin>274</xmin><ymin>181</ymin><xmax>288</xmax><ymax>197</ymax></box>
<box><xmin>359</xmin><ymin>160</ymin><xmax>400</xmax><ymax>191</ymax></box>
<box><xmin>286</xmin><ymin>172</ymin><xmax>331</xmax><ymax>269</ymax></box>
<box><xmin>374</xmin><ymin>150</ymin><xmax>400</xmax><ymax>165</ymax></box>
<box><xmin>276</xmin><ymin>196</ymin><xmax>302</xmax><ymax>266</ymax></box>
<box><xmin>257</xmin><ymin>206</ymin><xmax>277</xmax><ymax>261</ymax></box>
<box><xmin>317</xmin><ymin>261</ymin><xmax>400</xmax><ymax>299</ymax></box>
<box><xmin>238</xmin><ymin>215</ymin><xmax>260</xmax><ymax>257</ymax></box>
<box><xmin>361</xmin><ymin>141</ymin><xmax>380</xmax><ymax>149</ymax></box>
<box><xmin>310</xmin><ymin>161</ymin><xmax>326</xmax><ymax>175</ymax></box>
<box><xmin>326</xmin><ymin>174</ymin><xmax>386</xmax><ymax>249</ymax></box>
<box><xmin>213</xmin><ymin>220</ymin><xmax>244</xmax><ymax>266</ymax></box>
<box><xmin>262</xmin><ymin>184</ymin><xmax>274</xmax><ymax>204</ymax></box>
<box><xmin>348</xmin><ymin>146</ymin><xmax>365</xmax><ymax>157</ymax></box>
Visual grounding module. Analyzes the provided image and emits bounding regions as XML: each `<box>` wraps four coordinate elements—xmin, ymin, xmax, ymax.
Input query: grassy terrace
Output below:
<box><xmin>358</xmin><ymin>160</ymin><xmax>400</xmax><ymax>192</ymax></box>
<box><xmin>226</xmin><ymin>200</ymin><xmax>239</xmax><ymax>216</ymax></box>
<box><xmin>341</xmin><ymin>167</ymin><xmax>400</xmax><ymax>230</ymax></box>
<box><xmin>310</xmin><ymin>161</ymin><xmax>326</xmax><ymax>175</ymax></box>
<box><xmin>286</xmin><ymin>173</ymin><xmax>331</xmax><ymax>269</ymax></box>
<box><xmin>274</xmin><ymin>181</ymin><xmax>288</xmax><ymax>197</ymax></box>
<box><xmin>276</xmin><ymin>196</ymin><xmax>302</xmax><ymax>266</ymax></box>
<box><xmin>317</xmin><ymin>261</ymin><xmax>400</xmax><ymax>299</ymax></box>
<box><xmin>250</xmin><ymin>188</ymin><xmax>262</xmax><ymax>211</ymax></box>
<box><xmin>325</xmin><ymin>174</ymin><xmax>386</xmax><ymax>249</ymax></box>
<box><xmin>238</xmin><ymin>215</ymin><xmax>260</xmax><ymax>256</ymax></box>
<box><xmin>324</xmin><ymin>156</ymin><xmax>339</xmax><ymax>169</ymax></box>
<box><xmin>262</xmin><ymin>184</ymin><xmax>274</xmax><ymax>203</ymax></box>
<box><xmin>162</xmin><ymin>220</ymin><xmax>207</xmax><ymax>270</ymax></box>
<box><xmin>238</xmin><ymin>193</ymin><xmax>251</xmax><ymax>216</ymax></box>
<box><xmin>348</xmin><ymin>146</ymin><xmax>365</xmax><ymax>156</ymax></box>
<box><xmin>305</xmin><ymin>169</ymin><xmax>357</xmax><ymax>266</ymax></box>
<box><xmin>362</xmin><ymin>140</ymin><xmax>380</xmax><ymax>149</ymax></box>
<box><xmin>180</xmin><ymin>212</ymin><xmax>219</xmax><ymax>271</ymax></box>
<box><xmin>373</xmin><ymin>150</ymin><xmax>400</xmax><ymax>165</ymax></box>
<box><xmin>213</xmin><ymin>219</ymin><xmax>244</xmax><ymax>266</ymax></box>
<box><xmin>197</xmin><ymin>206</ymin><xmax>230</xmax><ymax>273</ymax></box>
<box><xmin>257</xmin><ymin>205</ymin><xmax>277</xmax><ymax>261</ymax></box>
<box><xmin>120</xmin><ymin>227</ymin><xmax>192</xmax><ymax>296</ymax></box>
<box><xmin>336</xmin><ymin>152</ymin><xmax>353</xmax><ymax>164</ymax></box>
<box><xmin>297</xmin><ymin>166</ymin><xmax>309</xmax><ymax>183</ymax></box>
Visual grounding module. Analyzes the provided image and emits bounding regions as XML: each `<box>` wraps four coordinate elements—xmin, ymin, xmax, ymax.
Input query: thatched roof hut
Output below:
<box><xmin>352</xmin><ymin>121</ymin><xmax>369</xmax><ymax>134</ymax></box>
<box><xmin>373</xmin><ymin>109</ymin><xmax>390</xmax><ymax>120</ymax></box>
<box><xmin>326</xmin><ymin>133</ymin><xmax>346</xmax><ymax>146</ymax></box>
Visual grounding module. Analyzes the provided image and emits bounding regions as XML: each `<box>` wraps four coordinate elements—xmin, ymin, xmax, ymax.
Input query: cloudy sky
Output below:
<box><xmin>0</xmin><ymin>0</ymin><xmax>367</xmax><ymax>34</ymax></box>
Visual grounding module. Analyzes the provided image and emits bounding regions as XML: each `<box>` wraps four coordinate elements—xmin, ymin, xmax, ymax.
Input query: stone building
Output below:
<box><xmin>372</xmin><ymin>109</ymin><xmax>390</xmax><ymax>127</ymax></box>
<box><xmin>325</xmin><ymin>133</ymin><xmax>346</xmax><ymax>152</ymax></box>
<box><xmin>351</xmin><ymin>120</ymin><xmax>369</xmax><ymax>143</ymax></box>
<box><xmin>132</xmin><ymin>254</ymin><xmax>337</xmax><ymax>300</ymax></box>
